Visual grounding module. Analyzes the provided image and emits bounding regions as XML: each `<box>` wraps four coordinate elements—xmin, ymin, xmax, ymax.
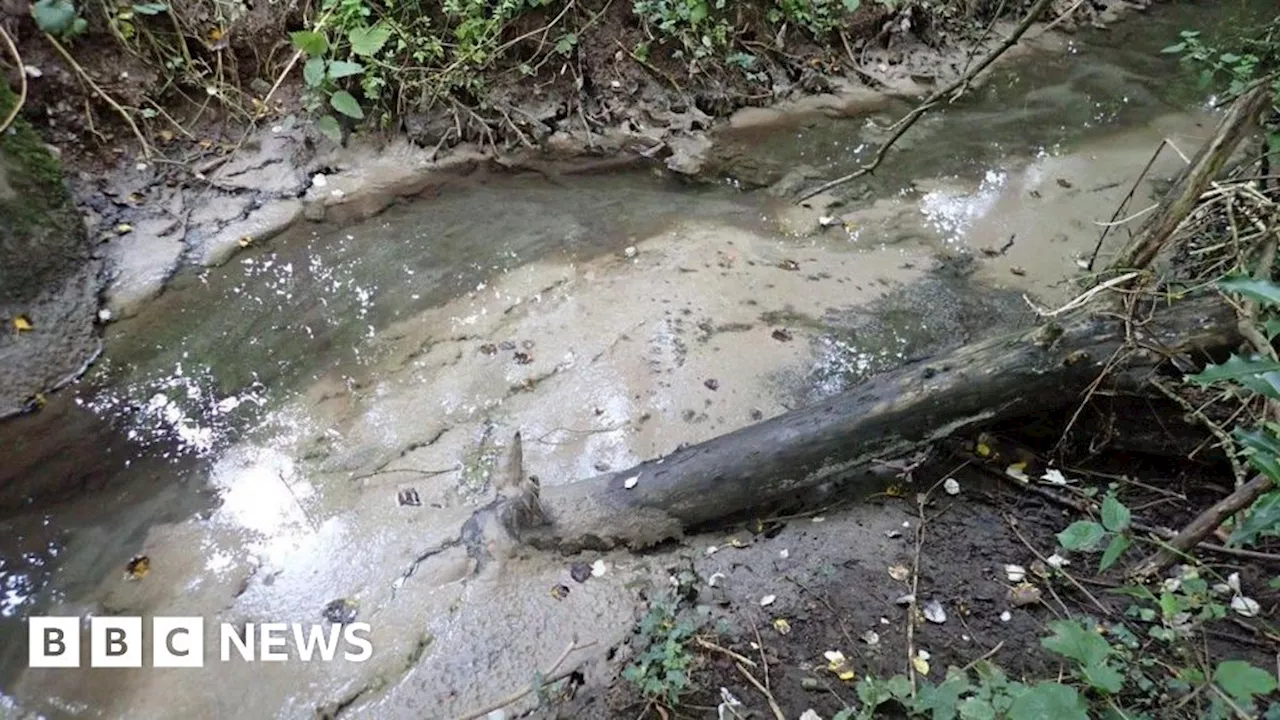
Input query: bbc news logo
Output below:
<box><xmin>29</xmin><ymin>617</ymin><xmax>373</xmax><ymax>668</ymax></box>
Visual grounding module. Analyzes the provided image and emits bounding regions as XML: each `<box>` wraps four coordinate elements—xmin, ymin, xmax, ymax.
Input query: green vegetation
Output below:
<box><xmin>621</xmin><ymin>590</ymin><xmax>703</xmax><ymax>708</ymax></box>
<box><xmin>13</xmin><ymin>0</ymin><xmax>975</xmax><ymax>142</ymax></box>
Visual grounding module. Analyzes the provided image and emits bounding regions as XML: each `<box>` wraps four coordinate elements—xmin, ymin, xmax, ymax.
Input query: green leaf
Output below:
<box><xmin>1220</xmin><ymin>276</ymin><xmax>1280</xmax><ymax>307</ymax></box>
<box><xmin>314</xmin><ymin>115</ymin><xmax>343</xmax><ymax>143</ymax></box>
<box><xmin>1101</xmin><ymin>494</ymin><xmax>1131</xmax><ymax>532</ymax></box>
<box><xmin>329</xmin><ymin>90</ymin><xmax>363</xmax><ymax>119</ymax></box>
<box><xmin>1236</xmin><ymin>428</ymin><xmax>1280</xmax><ymax>484</ymax></box>
<box><xmin>31</xmin><ymin>0</ymin><xmax>79</xmax><ymax>35</ymax></box>
<box><xmin>1161</xmin><ymin>42</ymin><xmax>1187</xmax><ymax>54</ymax></box>
<box><xmin>348</xmin><ymin>24</ymin><xmax>391</xmax><ymax>56</ymax></box>
<box><xmin>303</xmin><ymin>57</ymin><xmax>326</xmax><ymax>87</ymax></box>
<box><xmin>1189</xmin><ymin>354</ymin><xmax>1280</xmax><ymax>387</ymax></box>
<box><xmin>290</xmin><ymin>30</ymin><xmax>329</xmax><ymax>57</ymax></box>
<box><xmin>1008</xmin><ymin>683</ymin><xmax>1088</xmax><ymax>720</ymax></box>
<box><xmin>1057</xmin><ymin>521</ymin><xmax>1105</xmax><ymax>551</ymax></box>
<box><xmin>1099</xmin><ymin>534</ymin><xmax>1131</xmax><ymax>571</ymax></box>
<box><xmin>131</xmin><ymin>2</ymin><xmax>167</xmax><ymax>14</ymax></box>
<box><xmin>841</xmin><ymin>0</ymin><xmax>861</xmax><ymax>11</ymax></box>
<box><xmin>915</xmin><ymin>671</ymin><xmax>970</xmax><ymax>720</ymax></box>
<box><xmin>1228</xmin><ymin>489</ymin><xmax>1280</xmax><ymax>547</ymax></box>
<box><xmin>1082</xmin><ymin>661</ymin><xmax>1125</xmax><ymax>694</ymax></box>
<box><xmin>1041</xmin><ymin>619</ymin><xmax>1112</xmax><ymax>667</ymax></box>
<box><xmin>327</xmin><ymin>60</ymin><xmax>364</xmax><ymax>79</ymax></box>
<box><xmin>958</xmin><ymin>696</ymin><xmax>996</xmax><ymax>720</ymax></box>
<box><xmin>1215</xmin><ymin>660</ymin><xmax>1278</xmax><ymax>704</ymax></box>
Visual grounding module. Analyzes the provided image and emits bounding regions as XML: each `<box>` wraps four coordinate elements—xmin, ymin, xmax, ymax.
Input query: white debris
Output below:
<box><xmin>1041</xmin><ymin>468</ymin><xmax>1069</xmax><ymax>485</ymax></box>
<box><xmin>708</xmin><ymin>572</ymin><xmax>726</xmax><ymax>587</ymax></box>
<box><xmin>799</xmin><ymin>711</ymin><xmax>823</xmax><ymax>720</ymax></box>
<box><xmin>1046</xmin><ymin>554</ymin><xmax>1070</xmax><ymax>569</ymax></box>
<box><xmin>1005</xmin><ymin>564</ymin><xmax>1027</xmax><ymax>582</ymax></box>
<box><xmin>623</xmin><ymin>475</ymin><xmax>639</xmax><ymax>489</ymax></box>
<box><xmin>23</xmin><ymin>65</ymin><xmax>42</xmax><ymax>78</ymax></box>
<box><xmin>861</xmin><ymin>630</ymin><xmax>880</xmax><ymax>645</ymax></box>
<box><xmin>895</xmin><ymin>593</ymin><xmax>916</xmax><ymax>606</ymax></box>
<box><xmin>1000</xmin><ymin>610</ymin><xmax>1012</xmax><ymax>622</ymax></box>
<box><xmin>706</xmin><ymin>545</ymin><xmax>720</xmax><ymax>556</ymax></box>
<box><xmin>718</xmin><ymin>688</ymin><xmax>744</xmax><ymax>720</ymax></box>
<box><xmin>760</xmin><ymin>595</ymin><xmax>776</xmax><ymax>607</ymax></box>
<box><xmin>779</xmin><ymin>549</ymin><xmax>790</xmax><ymax>559</ymax></box>
<box><xmin>1231</xmin><ymin>596</ymin><xmax>1261</xmax><ymax>618</ymax></box>
<box><xmin>623</xmin><ymin>246</ymin><xmax>637</xmax><ymax>258</ymax></box>
<box><xmin>923</xmin><ymin>600</ymin><xmax>947</xmax><ymax>624</ymax></box>
<box><xmin>591</xmin><ymin>560</ymin><xmax>607</xmax><ymax>577</ymax></box>
<box><xmin>943</xmin><ymin>477</ymin><xmax>960</xmax><ymax>495</ymax></box>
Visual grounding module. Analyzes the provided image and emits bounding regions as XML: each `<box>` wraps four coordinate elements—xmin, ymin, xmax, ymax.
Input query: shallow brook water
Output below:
<box><xmin>0</xmin><ymin>2</ymin><xmax>1269</xmax><ymax>717</ymax></box>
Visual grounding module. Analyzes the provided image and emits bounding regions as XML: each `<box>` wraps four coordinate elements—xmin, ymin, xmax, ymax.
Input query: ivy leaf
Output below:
<box><xmin>915</xmin><ymin>671</ymin><xmax>971</xmax><ymax>720</ymax></box>
<box><xmin>1099</xmin><ymin>534</ymin><xmax>1131</xmax><ymax>571</ymax></box>
<box><xmin>1101</xmin><ymin>494</ymin><xmax>1131</xmax><ymax>533</ymax></box>
<box><xmin>1082</xmin><ymin>661</ymin><xmax>1124</xmax><ymax>694</ymax></box>
<box><xmin>303</xmin><ymin>57</ymin><xmax>326</xmax><ymax>88</ymax></box>
<box><xmin>958</xmin><ymin>696</ymin><xmax>996</xmax><ymax>720</ymax></box>
<box><xmin>1215</xmin><ymin>660</ymin><xmax>1278</xmax><ymax>704</ymax></box>
<box><xmin>1041</xmin><ymin>620</ymin><xmax>1112</xmax><ymax>667</ymax></box>
<box><xmin>348</xmin><ymin>24</ymin><xmax>391</xmax><ymax>56</ymax></box>
<box><xmin>327</xmin><ymin>60</ymin><xmax>364</xmax><ymax>79</ymax></box>
<box><xmin>1007</xmin><ymin>683</ymin><xmax>1088</xmax><ymax>720</ymax></box>
<box><xmin>314</xmin><ymin>115</ymin><xmax>343</xmax><ymax>143</ymax></box>
<box><xmin>329</xmin><ymin>90</ymin><xmax>364</xmax><ymax>119</ymax></box>
<box><xmin>31</xmin><ymin>0</ymin><xmax>80</xmax><ymax>35</ymax></box>
<box><xmin>1057</xmin><ymin>521</ymin><xmax>1105</xmax><ymax>551</ymax></box>
<box><xmin>290</xmin><ymin>30</ymin><xmax>329</xmax><ymax>57</ymax></box>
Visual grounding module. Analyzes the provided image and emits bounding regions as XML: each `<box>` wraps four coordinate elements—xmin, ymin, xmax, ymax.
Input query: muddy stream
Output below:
<box><xmin>0</xmin><ymin>3</ymin><xmax>1263</xmax><ymax>717</ymax></box>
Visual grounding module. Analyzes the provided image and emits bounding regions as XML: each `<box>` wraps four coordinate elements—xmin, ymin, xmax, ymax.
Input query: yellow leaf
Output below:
<box><xmin>911</xmin><ymin>654</ymin><xmax>930</xmax><ymax>676</ymax></box>
<box><xmin>126</xmin><ymin>555</ymin><xmax>150</xmax><ymax>580</ymax></box>
<box><xmin>13</xmin><ymin>315</ymin><xmax>33</xmax><ymax>332</ymax></box>
<box><xmin>208</xmin><ymin>27</ymin><xmax>224</xmax><ymax>42</ymax></box>
<box><xmin>836</xmin><ymin>667</ymin><xmax>856</xmax><ymax>681</ymax></box>
<box><xmin>773</xmin><ymin>618</ymin><xmax>791</xmax><ymax>635</ymax></box>
<box><xmin>884</xmin><ymin>484</ymin><xmax>904</xmax><ymax>497</ymax></box>
<box><xmin>975</xmin><ymin>441</ymin><xmax>992</xmax><ymax>457</ymax></box>
<box><xmin>238</xmin><ymin>236</ymin><xmax>253</xmax><ymax>248</ymax></box>
<box><xmin>116</xmin><ymin>223</ymin><xmax>133</xmax><ymax>234</ymax></box>
<box><xmin>32</xmin><ymin>393</ymin><xmax>46</xmax><ymax>408</ymax></box>
<box><xmin>728</xmin><ymin>537</ymin><xmax>746</xmax><ymax>548</ymax></box>
<box><xmin>888</xmin><ymin>564</ymin><xmax>910</xmax><ymax>582</ymax></box>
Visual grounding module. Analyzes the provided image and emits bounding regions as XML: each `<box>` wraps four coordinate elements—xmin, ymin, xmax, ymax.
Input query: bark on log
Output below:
<box><xmin>525</xmin><ymin>295</ymin><xmax>1243</xmax><ymax>552</ymax></box>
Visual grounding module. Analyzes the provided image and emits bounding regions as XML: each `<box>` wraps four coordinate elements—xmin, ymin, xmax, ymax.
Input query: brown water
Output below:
<box><xmin>0</xmin><ymin>2</ymin><xmax>1267</xmax><ymax>717</ymax></box>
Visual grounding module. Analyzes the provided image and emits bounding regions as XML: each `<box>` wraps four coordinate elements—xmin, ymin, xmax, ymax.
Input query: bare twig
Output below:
<box><xmin>734</xmin><ymin>663</ymin><xmax>786</xmax><ymax>720</ymax></box>
<box><xmin>796</xmin><ymin>0</ymin><xmax>1055</xmax><ymax>203</ymax></box>
<box><xmin>44</xmin><ymin>33</ymin><xmax>153</xmax><ymax>159</ymax></box>
<box><xmin>452</xmin><ymin>638</ymin><xmax>595</xmax><ymax>720</ymax></box>
<box><xmin>1005</xmin><ymin>514</ymin><xmax>1112</xmax><ymax>617</ymax></box>
<box><xmin>1130</xmin><ymin>474</ymin><xmax>1274</xmax><ymax>581</ymax></box>
<box><xmin>0</xmin><ymin>26</ymin><xmax>27</xmax><ymax>135</ymax></box>
<box><xmin>695</xmin><ymin>637</ymin><xmax>757</xmax><ymax>667</ymax></box>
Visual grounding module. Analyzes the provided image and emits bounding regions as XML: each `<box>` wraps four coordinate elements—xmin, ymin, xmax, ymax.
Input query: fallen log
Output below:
<box><xmin>523</xmin><ymin>294</ymin><xmax>1242</xmax><ymax>552</ymax></box>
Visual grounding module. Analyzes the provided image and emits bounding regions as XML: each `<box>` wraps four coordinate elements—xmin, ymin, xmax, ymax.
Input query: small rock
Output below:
<box><xmin>771</xmin><ymin>328</ymin><xmax>793</xmax><ymax>342</ymax></box>
<box><xmin>551</xmin><ymin>584</ymin><xmax>570</xmax><ymax>600</ymax></box>
<box><xmin>704</xmin><ymin>378</ymin><xmax>720</xmax><ymax>391</ymax></box>
<box><xmin>312</xmin><ymin>173</ymin><xmax>329</xmax><ymax>188</ymax></box>
<box><xmin>778</xmin><ymin>259</ymin><xmax>800</xmax><ymax>271</ymax></box>
<box><xmin>570</xmin><ymin>562</ymin><xmax>592</xmax><ymax>583</ymax></box>
<box><xmin>23</xmin><ymin>65</ymin><xmax>42</xmax><ymax>78</ymax></box>
<box><xmin>861</xmin><ymin>630</ymin><xmax>880</xmax><ymax>645</ymax></box>
<box><xmin>479</xmin><ymin>343</ymin><xmax>498</xmax><ymax>355</ymax></box>
<box><xmin>514</xmin><ymin>351</ymin><xmax>533</xmax><ymax>365</ymax></box>
<box><xmin>943</xmin><ymin>477</ymin><xmax>960</xmax><ymax>495</ymax></box>
<box><xmin>591</xmin><ymin>559</ymin><xmax>607</xmax><ymax>577</ymax></box>
<box><xmin>1007</xmin><ymin>583</ymin><xmax>1042</xmax><ymax>607</ymax></box>
<box><xmin>593</xmin><ymin>461</ymin><xmax>611</xmax><ymax>472</ymax></box>
<box><xmin>801</xmin><ymin>678</ymin><xmax>823</xmax><ymax>691</ymax></box>
<box><xmin>760</xmin><ymin>594</ymin><xmax>776</xmax><ymax>607</ymax></box>
<box><xmin>1004</xmin><ymin>564</ymin><xmax>1027</xmax><ymax>582</ymax></box>
<box><xmin>800</xmin><ymin>711</ymin><xmax>823</xmax><ymax>720</ymax></box>
<box><xmin>923</xmin><ymin>600</ymin><xmax>947</xmax><ymax>624</ymax></box>
<box><xmin>322</xmin><ymin>598</ymin><xmax>359</xmax><ymax>624</ymax></box>
<box><xmin>1010</xmin><ymin>266</ymin><xmax>1027</xmax><ymax>277</ymax></box>
<box><xmin>623</xmin><ymin>245</ymin><xmax>637</xmax><ymax>258</ymax></box>
<box><xmin>1000</xmin><ymin>610</ymin><xmax>1012</xmax><ymax>622</ymax></box>
<box><xmin>623</xmin><ymin>475</ymin><xmax>639</xmax><ymax>489</ymax></box>
<box><xmin>749</xmin><ymin>408</ymin><xmax>764</xmax><ymax>421</ymax></box>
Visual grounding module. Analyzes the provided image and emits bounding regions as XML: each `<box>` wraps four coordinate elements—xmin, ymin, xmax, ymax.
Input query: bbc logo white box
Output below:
<box><xmin>153</xmin><ymin>617</ymin><xmax>204</xmax><ymax>667</ymax></box>
<box><xmin>90</xmin><ymin>617</ymin><xmax>143</xmax><ymax>667</ymax></box>
<box><xmin>28</xmin><ymin>617</ymin><xmax>80</xmax><ymax>668</ymax></box>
